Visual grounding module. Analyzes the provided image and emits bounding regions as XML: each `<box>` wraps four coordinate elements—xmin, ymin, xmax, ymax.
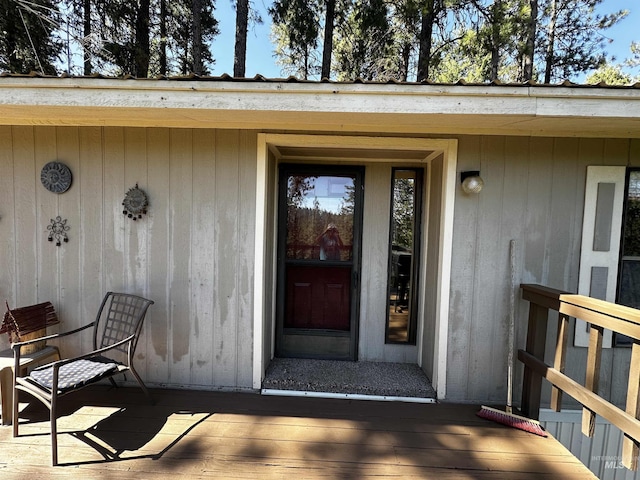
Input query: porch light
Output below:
<box><xmin>461</xmin><ymin>171</ymin><xmax>484</xmax><ymax>194</ymax></box>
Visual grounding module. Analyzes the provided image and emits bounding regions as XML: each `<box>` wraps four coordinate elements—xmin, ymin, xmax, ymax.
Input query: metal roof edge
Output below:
<box><xmin>1</xmin><ymin>70</ymin><xmax>639</xmax><ymax>89</ymax></box>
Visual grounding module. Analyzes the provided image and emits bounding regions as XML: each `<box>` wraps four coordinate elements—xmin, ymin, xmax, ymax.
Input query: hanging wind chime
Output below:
<box><xmin>122</xmin><ymin>184</ymin><xmax>149</xmax><ymax>221</ymax></box>
<box><xmin>47</xmin><ymin>216</ymin><xmax>70</xmax><ymax>246</ymax></box>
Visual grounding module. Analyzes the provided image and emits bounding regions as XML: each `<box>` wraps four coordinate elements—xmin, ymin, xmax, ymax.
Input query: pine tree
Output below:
<box><xmin>539</xmin><ymin>0</ymin><xmax>627</xmax><ymax>83</ymax></box>
<box><xmin>269</xmin><ymin>0</ymin><xmax>320</xmax><ymax>79</ymax></box>
<box><xmin>333</xmin><ymin>0</ymin><xmax>393</xmax><ymax>81</ymax></box>
<box><xmin>0</xmin><ymin>0</ymin><xmax>63</xmax><ymax>74</ymax></box>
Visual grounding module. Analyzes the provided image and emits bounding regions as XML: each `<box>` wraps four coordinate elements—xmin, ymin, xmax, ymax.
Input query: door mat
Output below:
<box><xmin>262</xmin><ymin>358</ymin><xmax>436</xmax><ymax>399</ymax></box>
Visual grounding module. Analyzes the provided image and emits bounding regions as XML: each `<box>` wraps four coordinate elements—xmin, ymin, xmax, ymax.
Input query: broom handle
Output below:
<box><xmin>507</xmin><ymin>239</ymin><xmax>516</xmax><ymax>413</ymax></box>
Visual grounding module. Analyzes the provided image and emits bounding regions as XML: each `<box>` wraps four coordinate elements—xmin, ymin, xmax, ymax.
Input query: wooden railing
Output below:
<box><xmin>519</xmin><ymin>284</ymin><xmax>640</xmax><ymax>471</ymax></box>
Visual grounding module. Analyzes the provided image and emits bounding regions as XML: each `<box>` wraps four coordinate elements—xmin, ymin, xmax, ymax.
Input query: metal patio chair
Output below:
<box><xmin>11</xmin><ymin>292</ymin><xmax>154</xmax><ymax>466</ymax></box>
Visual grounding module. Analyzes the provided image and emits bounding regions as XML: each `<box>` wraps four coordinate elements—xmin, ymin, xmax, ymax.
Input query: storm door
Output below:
<box><xmin>276</xmin><ymin>164</ymin><xmax>364</xmax><ymax>360</ymax></box>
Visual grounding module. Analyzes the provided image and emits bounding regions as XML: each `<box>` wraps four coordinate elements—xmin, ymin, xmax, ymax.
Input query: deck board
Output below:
<box><xmin>0</xmin><ymin>386</ymin><xmax>596</xmax><ymax>479</ymax></box>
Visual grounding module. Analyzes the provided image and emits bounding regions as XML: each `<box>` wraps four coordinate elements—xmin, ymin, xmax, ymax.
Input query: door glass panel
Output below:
<box><xmin>284</xmin><ymin>173</ymin><xmax>356</xmax><ymax>332</ymax></box>
<box><xmin>286</xmin><ymin>175</ymin><xmax>354</xmax><ymax>261</ymax></box>
<box><xmin>386</xmin><ymin>168</ymin><xmax>422</xmax><ymax>344</ymax></box>
<box><xmin>616</xmin><ymin>169</ymin><xmax>640</xmax><ymax>346</ymax></box>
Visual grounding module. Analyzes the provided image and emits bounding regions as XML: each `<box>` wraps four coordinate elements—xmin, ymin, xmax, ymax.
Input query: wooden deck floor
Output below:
<box><xmin>0</xmin><ymin>386</ymin><xmax>595</xmax><ymax>479</ymax></box>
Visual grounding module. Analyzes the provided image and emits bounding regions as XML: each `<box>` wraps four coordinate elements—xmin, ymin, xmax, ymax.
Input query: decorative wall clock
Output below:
<box><xmin>41</xmin><ymin>161</ymin><xmax>72</xmax><ymax>193</ymax></box>
<box><xmin>122</xmin><ymin>184</ymin><xmax>149</xmax><ymax>220</ymax></box>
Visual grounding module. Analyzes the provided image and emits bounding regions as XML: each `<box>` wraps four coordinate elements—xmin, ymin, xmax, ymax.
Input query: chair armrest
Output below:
<box><xmin>11</xmin><ymin>322</ymin><xmax>95</xmax><ymax>352</ymax></box>
<box><xmin>12</xmin><ymin>322</ymin><xmax>95</xmax><ymax>373</ymax></box>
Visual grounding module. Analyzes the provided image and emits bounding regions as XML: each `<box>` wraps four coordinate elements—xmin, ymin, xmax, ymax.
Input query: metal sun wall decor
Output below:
<box><xmin>41</xmin><ymin>161</ymin><xmax>73</xmax><ymax>193</ymax></box>
<box><xmin>122</xmin><ymin>184</ymin><xmax>149</xmax><ymax>220</ymax></box>
<box><xmin>47</xmin><ymin>216</ymin><xmax>70</xmax><ymax>246</ymax></box>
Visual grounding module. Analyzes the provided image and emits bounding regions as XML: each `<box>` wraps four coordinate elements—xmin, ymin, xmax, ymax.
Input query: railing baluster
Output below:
<box><xmin>582</xmin><ymin>325</ymin><xmax>603</xmax><ymax>437</ymax></box>
<box><xmin>551</xmin><ymin>313</ymin><xmax>569</xmax><ymax>412</ymax></box>
<box><xmin>521</xmin><ymin>302</ymin><xmax>548</xmax><ymax>419</ymax></box>
<box><xmin>623</xmin><ymin>341</ymin><xmax>640</xmax><ymax>470</ymax></box>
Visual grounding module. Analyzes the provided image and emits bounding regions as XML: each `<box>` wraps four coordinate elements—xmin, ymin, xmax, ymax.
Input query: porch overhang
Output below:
<box><xmin>0</xmin><ymin>77</ymin><xmax>638</xmax><ymax>138</ymax></box>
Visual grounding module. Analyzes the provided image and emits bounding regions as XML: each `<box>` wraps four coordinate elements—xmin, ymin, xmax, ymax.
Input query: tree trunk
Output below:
<box><xmin>400</xmin><ymin>43</ymin><xmax>410</xmax><ymax>82</ymax></box>
<box><xmin>490</xmin><ymin>0</ymin><xmax>502</xmax><ymax>81</ymax></box>
<box><xmin>321</xmin><ymin>0</ymin><xmax>335</xmax><ymax>80</ymax></box>
<box><xmin>544</xmin><ymin>0</ymin><xmax>557</xmax><ymax>83</ymax></box>
<box><xmin>523</xmin><ymin>0</ymin><xmax>537</xmax><ymax>81</ymax></box>
<box><xmin>234</xmin><ymin>0</ymin><xmax>249</xmax><ymax>77</ymax></box>
<box><xmin>83</xmin><ymin>0</ymin><xmax>92</xmax><ymax>75</ymax></box>
<box><xmin>417</xmin><ymin>0</ymin><xmax>437</xmax><ymax>81</ymax></box>
<box><xmin>193</xmin><ymin>0</ymin><xmax>204</xmax><ymax>75</ymax></box>
<box><xmin>135</xmin><ymin>0</ymin><xmax>150</xmax><ymax>77</ymax></box>
<box><xmin>160</xmin><ymin>0</ymin><xmax>167</xmax><ymax>76</ymax></box>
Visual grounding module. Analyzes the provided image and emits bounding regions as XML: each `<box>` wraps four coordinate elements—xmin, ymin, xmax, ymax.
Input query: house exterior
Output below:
<box><xmin>0</xmin><ymin>74</ymin><xmax>639</xmax><ymax>406</ymax></box>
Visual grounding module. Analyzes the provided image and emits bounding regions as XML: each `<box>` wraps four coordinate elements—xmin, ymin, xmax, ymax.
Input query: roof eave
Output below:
<box><xmin>0</xmin><ymin>77</ymin><xmax>638</xmax><ymax>138</ymax></box>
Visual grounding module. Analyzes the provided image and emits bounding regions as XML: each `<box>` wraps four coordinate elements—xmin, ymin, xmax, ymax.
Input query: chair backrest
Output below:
<box><xmin>94</xmin><ymin>293</ymin><xmax>154</xmax><ymax>356</ymax></box>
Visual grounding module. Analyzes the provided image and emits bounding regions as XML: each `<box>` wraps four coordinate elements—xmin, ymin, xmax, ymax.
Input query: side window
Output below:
<box><xmin>615</xmin><ymin>169</ymin><xmax>640</xmax><ymax>346</ymax></box>
<box><xmin>385</xmin><ymin>168</ymin><xmax>423</xmax><ymax>344</ymax></box>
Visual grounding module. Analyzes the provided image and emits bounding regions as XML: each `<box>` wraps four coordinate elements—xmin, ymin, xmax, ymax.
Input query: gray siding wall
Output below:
<box><xmin>2</xmin><ymin>124</ymin><xmax>640</xmax><ymax>402</ymax></box>
<box><xmin>0</xmin><ymin>126</ymin><xmax>256</xmax><ymax>391</ymax></box>
<box><xmin>447</xmin><ymin>135</ymin><xmax>640</xmax><ymax>405</ymax></box>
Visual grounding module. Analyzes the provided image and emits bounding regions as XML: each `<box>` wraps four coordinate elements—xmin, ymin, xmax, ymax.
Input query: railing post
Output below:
<box><xmin>582</xmin><ymin>325</ymin><xmax>603</xmax><ymax>437</ymax></box>
<box><xmin>521</xmin><ymin>302</ymin><xmax>548</xmax><ymax>419</ymax></box>
<box><xmin>550</xmin><ymin>313</ymin><xmax>569</xmax><ymax>411</ymax></box>
<box><xmin>623</xmin><ymin>341</ymin><xmax>640</xmax><ymax>470</ymax></box>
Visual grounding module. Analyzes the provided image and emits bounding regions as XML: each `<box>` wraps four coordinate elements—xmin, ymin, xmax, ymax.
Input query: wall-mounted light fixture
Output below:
<box><xmin>461</xmin><ymin>170</ymin><xmax>484</xmax><ymax>194</ymax></box>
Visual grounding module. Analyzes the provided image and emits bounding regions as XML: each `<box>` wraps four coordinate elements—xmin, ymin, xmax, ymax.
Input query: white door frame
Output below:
<box><xmin>253</xmin><ymin>134</ymin><xmax>458</xmax><ymax>400</ymax></box>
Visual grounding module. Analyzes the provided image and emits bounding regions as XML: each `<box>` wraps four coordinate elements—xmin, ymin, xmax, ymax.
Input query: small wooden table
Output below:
<box><xmin>0</xmin><ymin>346</ymin><xmax>60</xmax><ymax>426</ymax></box>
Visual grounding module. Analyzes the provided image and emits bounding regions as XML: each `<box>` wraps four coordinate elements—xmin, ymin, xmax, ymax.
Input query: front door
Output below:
<box><xmin>276</xmin><ymin>164</ymin><xmax>364</xmax><ymax>360</ymax></box>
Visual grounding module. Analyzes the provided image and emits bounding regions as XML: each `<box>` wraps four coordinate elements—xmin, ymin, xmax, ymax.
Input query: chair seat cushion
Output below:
<box><xmin>30</xmin><ymin>357</ymin><xmax>122</xmax><ymax>391</ymax></box>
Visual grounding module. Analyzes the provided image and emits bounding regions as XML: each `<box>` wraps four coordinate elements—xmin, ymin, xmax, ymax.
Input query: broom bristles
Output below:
<box><xmin>477</xmin><ymin>405</ymin><xmax>548</xmax><ymax>437</ymax></box>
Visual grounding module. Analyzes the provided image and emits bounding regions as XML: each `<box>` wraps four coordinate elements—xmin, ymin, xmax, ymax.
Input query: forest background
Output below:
<box><xmin>1</xmin><ymin>0</ymin><xmax>638</xmax><ymax>85</ymax></box>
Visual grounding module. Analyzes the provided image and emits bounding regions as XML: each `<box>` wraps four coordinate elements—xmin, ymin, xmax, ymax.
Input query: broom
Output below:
<box><xmin>476</xmin><ymin>240</ymin><xmax>548</xmax><ymax>437</ymax></box>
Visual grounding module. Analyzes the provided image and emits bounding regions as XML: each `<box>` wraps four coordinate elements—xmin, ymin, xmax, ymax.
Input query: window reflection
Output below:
<box><xmin>286</xmin><ymin>175</ymin><xmax>355</xmax><ymax>261</ymax></box>
<box><xmin>616</xmin><ymin>170</ymin><xmax>640</xmax><ymax>346</ymax></box>
<box><xmin>386</xmin><ymin>169</ymin><xmax>422</xmax><ymax>344</ymax></box>
<box><xmin>618</xmin><ymin>170</ymin><xmax>640</xmax><ymax>309</ymax></box>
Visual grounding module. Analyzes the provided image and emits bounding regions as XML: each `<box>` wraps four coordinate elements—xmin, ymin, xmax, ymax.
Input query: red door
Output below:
<box><xmin>276</xmin><ymin>165</ymin><xmax>364</xmax><ymax>360</ymax></box>
<box><xmin>285</xmin><ymin>265</ymin><xmax>351</xmax><ymax>330</ymax></box>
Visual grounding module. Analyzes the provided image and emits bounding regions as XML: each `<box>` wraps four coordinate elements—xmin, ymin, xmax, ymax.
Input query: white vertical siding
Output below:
<box><xmin>421</xmin><ymin>155</ymin><xmax>443</xmax><ymax>379</ymax></box>
<box><xmin>146</xmin><ymin>127</ymin><xmax>172</xmax><ymax>383</ymax></box>
<box><xmin>358</xmin><ymin>163</ymin><xmax>390</xmax><ymax>362</ymax></box>
<box><xmin>213</xmin><ymin>129</ymin><xmax>239</xmax><ymax>386</ymax></box>
<box><xmin>0</xmin><ymin>127</ymin><xmax>16</xmax><ymax>310</ymax></box>
<box><xmin>237</xmin><ymin>131</ymin><xmax>257</xmax><ymax>388</ymax></box>
<box><xmin>14</xmin><ymin>127</ymin><xmax>38</xmax><ymax>307</ymax></box>
<box><xmin>190</xmin><ymin>128</ymin><xmax>216</xmax><ymax>387</ymax></box>
<box><xmin>0</xmin><ymin>125</ymin><xmax>256</xmax><ymax>390</ymax></box>
<box><xmin>78</xmin><ymin>127</ymin><xmax>105</xmax><ymax>353</ymax></box>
